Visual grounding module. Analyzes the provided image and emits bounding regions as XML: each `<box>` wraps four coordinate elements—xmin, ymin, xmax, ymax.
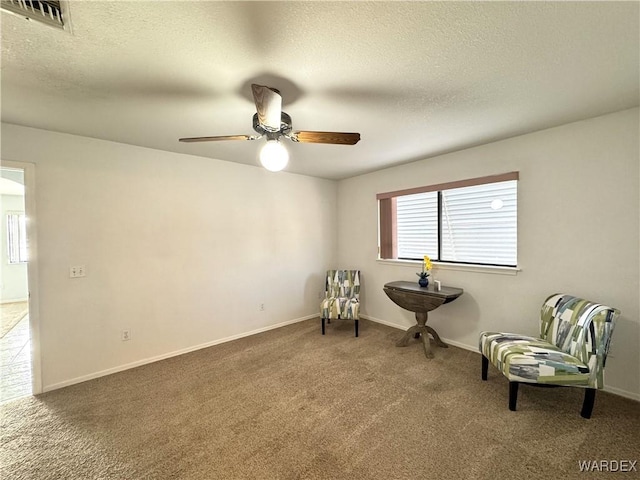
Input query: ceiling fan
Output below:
<box><xmin>179</xmin><ymin>84</ymin><xmax>361</xmax><ymax>171</ymax></box>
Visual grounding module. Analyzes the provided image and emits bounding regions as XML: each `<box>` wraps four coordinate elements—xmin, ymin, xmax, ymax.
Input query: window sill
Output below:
<box><xmin>376</xmin><ymin>258</ymin><xmax>520</xmax><ymax>276</ymax></box>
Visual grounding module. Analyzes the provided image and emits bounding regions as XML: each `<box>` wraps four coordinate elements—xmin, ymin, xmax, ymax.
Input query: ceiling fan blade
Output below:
<box><xmin>251</xmin><ymin>84</ymin><xmax>282</xmax><ymax>131</ymax></box>
<box><xmin>179</xmin><ymin>134</ymin><xmax>259</xmax><ymax>143</ymax></box>
<box><xmin>290</xmin><ymin>131</ymin><xmax>361</xmax><ymax>145</ymax></box>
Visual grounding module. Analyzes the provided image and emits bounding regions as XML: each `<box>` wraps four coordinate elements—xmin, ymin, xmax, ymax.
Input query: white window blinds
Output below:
<box><xmin>396</xmin><ymin>192</ymin><xmax>438</xmax><ymax>260</ymax></box>
<box><xmin>440</xmin><ymin>181</ymin><xmax>517</xmax><ymax>266</ymax></box>
<box><xmin>393</xmin><ymin>179</ymin><xmax>517</xmax><ymax>267</ymax></box>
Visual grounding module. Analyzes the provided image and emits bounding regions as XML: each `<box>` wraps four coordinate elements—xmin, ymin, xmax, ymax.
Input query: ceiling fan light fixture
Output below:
<box><xmin>259</xmin><ymin>139</ymin><xmax>289</xmax><ymax>172</ymax></box>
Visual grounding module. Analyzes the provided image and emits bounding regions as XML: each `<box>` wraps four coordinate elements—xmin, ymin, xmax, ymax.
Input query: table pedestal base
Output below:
<box><xmin>395</xmin><ymin>312</ymin><xmax>448</xmax><ymax>358</ymax></box>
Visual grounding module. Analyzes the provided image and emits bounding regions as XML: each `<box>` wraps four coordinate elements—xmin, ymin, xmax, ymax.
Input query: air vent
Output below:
<box><xmin>1</xmin><ymin>0</ymin><xmax>66</xmax><ymax>30</ymax></box>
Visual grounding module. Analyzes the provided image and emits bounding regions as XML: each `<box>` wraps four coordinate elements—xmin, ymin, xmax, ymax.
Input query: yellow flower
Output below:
<box><xmin>423</xmin><ymin>255</ymin><xmax>432</xmax><ymax>271</ymax></box>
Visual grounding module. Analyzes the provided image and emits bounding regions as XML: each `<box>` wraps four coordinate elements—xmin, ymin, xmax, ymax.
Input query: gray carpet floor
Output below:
<box><xmin>1</xmin><ymin>318</ymin><xmax>639</xmax><ymax>479</ymax></box>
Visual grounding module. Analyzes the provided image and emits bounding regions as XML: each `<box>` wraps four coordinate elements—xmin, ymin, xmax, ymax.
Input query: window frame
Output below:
<box><xmin>377</xmin><ymin>172</ymin><xmax>519</xmax><ymax>268</ymax></box>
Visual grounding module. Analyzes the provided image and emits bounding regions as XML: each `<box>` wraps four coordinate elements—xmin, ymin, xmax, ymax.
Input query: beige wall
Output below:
<box><xmin>1</xmin><ymin>124</ymin><xmax>338</xmax><ymax>391</ymax></box>
<box><xmin>337</xmin><ymin>108</ymin><xmax>640</xmax><ymax>400</ymax></box>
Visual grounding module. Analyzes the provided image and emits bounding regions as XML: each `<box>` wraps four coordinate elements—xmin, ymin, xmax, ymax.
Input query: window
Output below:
<box><xmin>7</xmin><ymin>213</ymin><xmax>27</xmax><ymax>264</ymax></box>
<box><xmin>378</xmin><ymin>172</ymin><xmax>518</xmax><ymax>267</ymax></box>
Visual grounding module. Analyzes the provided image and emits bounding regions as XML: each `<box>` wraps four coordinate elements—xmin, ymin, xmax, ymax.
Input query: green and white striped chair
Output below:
<box><xmin>320</xmin><ymin>270</ymin><xmax>360</xmax><ymax>337</ymax></box>
<box><xmin>479</xmin><ymin>293</ymin><xmax>619</xmax><ymax>418</ymax></box>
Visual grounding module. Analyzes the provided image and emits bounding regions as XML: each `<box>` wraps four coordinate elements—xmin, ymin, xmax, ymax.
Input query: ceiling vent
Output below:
<box><xmin>1</xmin><ymin>0</ymin><xmax>68</xmax><ymax>30</ymax></box>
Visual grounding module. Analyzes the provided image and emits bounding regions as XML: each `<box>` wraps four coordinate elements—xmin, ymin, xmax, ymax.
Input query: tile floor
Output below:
<box><xmin>0</xmin><ymin>315</ymin><xmax>32</xmax><ymax>403</ymax></box>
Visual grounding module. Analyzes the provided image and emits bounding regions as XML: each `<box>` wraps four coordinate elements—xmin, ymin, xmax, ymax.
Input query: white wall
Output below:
<box><xmin>337</xmin><ymin>108</ymin><xmax>640</xmax><ymax>400</ymax></box>
<box><xmin>1</xmin><ymin>124</ymin><xmax>338</xmax><ymax>391</ymax></box>
<box><xmin>1</xmin><ymin>193</ymin><xmax>29</xmax><ymax>302</ymax></box>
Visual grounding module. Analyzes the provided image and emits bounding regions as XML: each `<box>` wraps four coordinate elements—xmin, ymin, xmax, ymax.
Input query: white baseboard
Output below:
<box><xmin>43</xmin><ymin>314</ymin><xmax>317</xmax><ymax>393</ymax></box>
<box><xmin>361</xmin><ymin>314</ymin><xmax>640</xmax><ymax>402</ymax></box>
<box><xmin>360</xmin><ymin>314</ymin><xmax>405</xmax><ymax>331</ymax></box>
<box><xmin>603</xmin><ymin>385</ymin><xmax>640</xmax><ymax>402</ymax></box>
<box><xmin>0</xmin><ymin>297</ymin><xmax>29</xmax><ymax>304</ymax></box>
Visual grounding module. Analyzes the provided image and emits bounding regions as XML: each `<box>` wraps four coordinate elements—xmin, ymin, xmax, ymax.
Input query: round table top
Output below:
<box><xmin>383</xmin><ymin>281</ymin><xmax>463</xmax><ymax>313</ymax></box>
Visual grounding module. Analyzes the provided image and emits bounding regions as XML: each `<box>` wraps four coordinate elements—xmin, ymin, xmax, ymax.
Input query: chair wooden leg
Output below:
<box><xmin>581</xmin><ymin>389</ymin><xmax>596</xmax><ymax>419</ymax></box>
<box><xmin>481</xmin><ymin>355</ymin><xmax>489</xmax><ymax>380</ymax></box>
<box><xmin>321</xmin><ymin>318</ymin><xmax>325</xmax><ymax>335</ymax></box>
<box><xmin>509</xmin><ymin>381</ymin><xmax>519</xmax><ymax>411</ymax></box>
<box><xmin>355</xmin><ymin>319</ymin><xmax>359</xmax><ymax>337</ymax></box>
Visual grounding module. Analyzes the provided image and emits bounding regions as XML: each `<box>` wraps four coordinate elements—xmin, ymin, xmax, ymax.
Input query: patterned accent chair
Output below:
<box><xmin>479</xmin><ymin>293</ymin><xmax>619</xmax><ymax>418</ymax></box>
<box><xmin>320</xmin><ymin>270</ymin><xmax>361</xmax><ymax>337</ymax></box>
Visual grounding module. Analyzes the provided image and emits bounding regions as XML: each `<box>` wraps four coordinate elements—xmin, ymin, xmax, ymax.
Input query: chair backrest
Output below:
<box><xmin>540</xmin><ymin>293</ymin><xmax>620</xmax><ymax>387</ymax></box>
<box><xmin>325</xmin><ymin>270</ymin><xmax>360</xmax><ymax>300</ymax></box>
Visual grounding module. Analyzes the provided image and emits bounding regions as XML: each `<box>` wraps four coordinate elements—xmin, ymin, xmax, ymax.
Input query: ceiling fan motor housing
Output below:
<box><xmin>253</xmin><ymin>112</ymin><xmax>292</xmax><ymax>136</ymax></box>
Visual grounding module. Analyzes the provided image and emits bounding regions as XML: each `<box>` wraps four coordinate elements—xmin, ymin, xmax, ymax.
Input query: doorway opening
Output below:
<box><xmin>1</xmin><ymin>165</ymin><xmax>33</xmax><ymax>402</ymax></box>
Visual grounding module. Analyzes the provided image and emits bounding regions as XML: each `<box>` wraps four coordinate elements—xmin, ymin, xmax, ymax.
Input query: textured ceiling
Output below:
<box><xmin>1</xmin><ymin>1</ymin><xmax>638</xmax><ymax>180</ymax></box>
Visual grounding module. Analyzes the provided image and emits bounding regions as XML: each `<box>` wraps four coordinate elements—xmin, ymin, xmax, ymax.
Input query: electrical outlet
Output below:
<box><xmin>121</xmin><ymin>329</ymin><xmax>131</xmax><ymax>341</ymax></box>
<box><xmin>259</xmin><ymin>303</ymin><xmax>265</xmax><ymax>311</ymax></box>
<box><xmin>69</xmin><ymin>265</ymin><xmax>86</xmax><ymax>278</ymax></box>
